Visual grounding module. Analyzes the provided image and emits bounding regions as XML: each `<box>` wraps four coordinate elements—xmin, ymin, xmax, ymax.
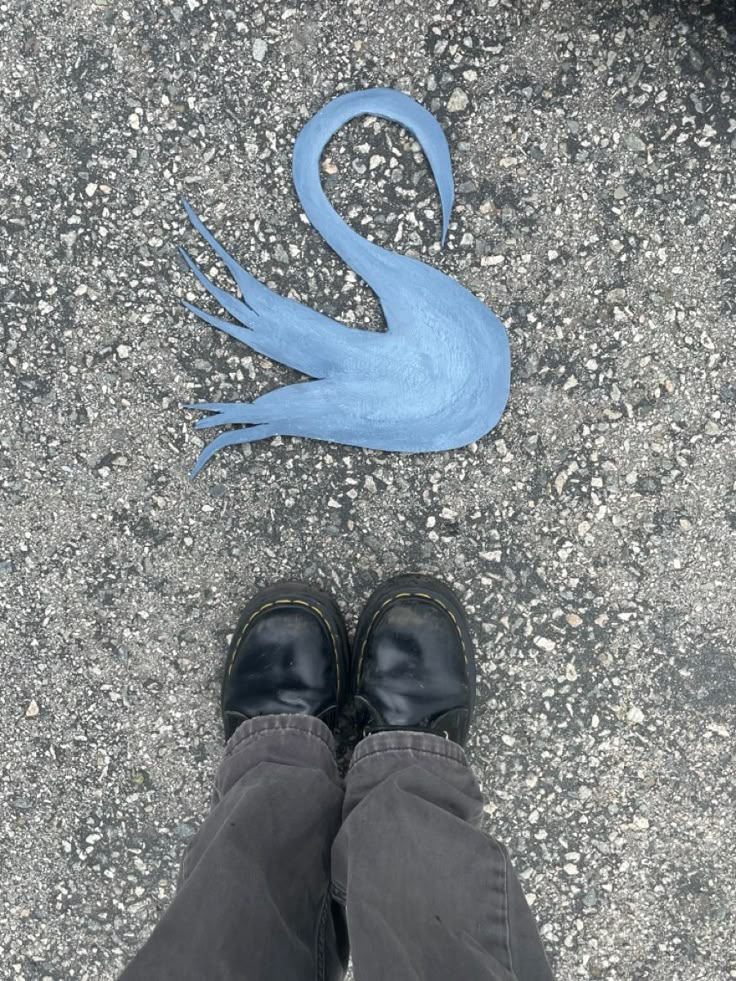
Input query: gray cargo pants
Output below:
<box><xmin>120</xmin><ymin>714</ymin><xmax>554</xmax><ymax>981</ymax></box>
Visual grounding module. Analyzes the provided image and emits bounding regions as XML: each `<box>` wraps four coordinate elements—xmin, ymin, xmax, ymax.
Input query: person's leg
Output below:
<box><xmin>120</xmin><ymin>583</ymin><xmax>351</xmax><ymax>981</ymax></box>
<box><xmin>332</xmin><ymin>575</ymin><xmax>554</xmax><ymax>981</ymax></box>
<box><xmin>334</xmin><ymin>730</ymin><xmax>552</xmax><ymax>981</ymax></box>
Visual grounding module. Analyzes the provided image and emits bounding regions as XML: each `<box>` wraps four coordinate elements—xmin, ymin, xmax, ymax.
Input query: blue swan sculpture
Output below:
<box><xmin>180</xmin><ymin>87</ymin><xmax>510</xmax><ymax>476</ymax></box>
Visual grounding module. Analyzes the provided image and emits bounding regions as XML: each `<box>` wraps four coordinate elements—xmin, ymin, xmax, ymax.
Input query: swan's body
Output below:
<box><xmin>181</xmin><ymin>88</ymin><xmax>510</xmax><ymax>476</ymax></box>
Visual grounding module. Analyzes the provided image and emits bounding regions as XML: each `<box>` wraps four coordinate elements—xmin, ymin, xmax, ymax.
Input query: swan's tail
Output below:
<box><xmin>292</xmin><ymin>88</ymin><xmax>454</xmax><ymax>282</ymax></box>
<box><xmin>179</xmin><ymin>199</ymin><xmax>368</xmax><ymax>379</ymax></box>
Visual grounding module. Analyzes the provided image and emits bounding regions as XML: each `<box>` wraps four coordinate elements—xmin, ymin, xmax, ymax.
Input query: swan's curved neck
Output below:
<box><xmin>292</xmin><ymin>88</ymin><xmax>454</xmax><ymax>288</ymax></box>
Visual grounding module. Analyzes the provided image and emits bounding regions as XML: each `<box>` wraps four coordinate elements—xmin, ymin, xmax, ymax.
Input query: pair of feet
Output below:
<box><xmin>222</xmin><ymin>574</ymin><xmax>476</xmax><ymax>747</ymax></box>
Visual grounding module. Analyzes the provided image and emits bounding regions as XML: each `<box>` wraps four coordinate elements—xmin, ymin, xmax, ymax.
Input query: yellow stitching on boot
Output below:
<box><xmin>356</xmin><ymin>590</ymin><xmax>468</xmax><ymax>684</ymax></box>
<box><xmin>227</xmin><ymin>598</ymin><xmax>341</xmax><ymax>692</ymax></box>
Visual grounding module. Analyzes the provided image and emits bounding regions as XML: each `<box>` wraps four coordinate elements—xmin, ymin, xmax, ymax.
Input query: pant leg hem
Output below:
<box><xmin>349</xmin><ymin>729</ymin><xmax>469</xmax><ymax>771</ymax></box>
<box><xmin>224</xmin><ymin>713</ymin><xmax>336</xmax><ymax>758</ymax></box>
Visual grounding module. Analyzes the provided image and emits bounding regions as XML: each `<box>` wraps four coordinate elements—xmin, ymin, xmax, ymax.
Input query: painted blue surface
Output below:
<box><xmin>180</xmin><ymin>87</ymin><xmax>510</xmax><ymax>476</ymax></box>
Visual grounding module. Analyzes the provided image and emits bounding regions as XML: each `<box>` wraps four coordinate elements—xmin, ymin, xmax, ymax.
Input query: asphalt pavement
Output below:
<box><xmin>1</xmin><ymin>0</ymin><xmax>734</xmax><ymax>978</ymax></box>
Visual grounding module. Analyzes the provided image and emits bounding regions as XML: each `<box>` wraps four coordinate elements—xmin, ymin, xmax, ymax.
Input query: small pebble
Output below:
<box><xmin>627</xmin><ymin>706</ymin><xmax>645</xmax><ymax>725</ymax></box>
<box><xmin>447</xmin><ymin>88</ymin><xmax>468</xmax><ymax>112</ymax></box>
<box><xmin>625</xmin><ymin>133</ymin><xmax>647</xmax><ymax>152</ymax></box>
<box><xmin>534</xmin><ymin>637</ymin><xmax>556</xmax><ymax>652</ymax></box>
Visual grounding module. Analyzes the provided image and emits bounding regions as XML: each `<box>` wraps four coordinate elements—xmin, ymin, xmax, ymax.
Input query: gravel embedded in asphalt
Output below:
<box><xmin>1</xmin><ymin>1</ymin><xmax>735</xmax><ymax>978</ymax></box>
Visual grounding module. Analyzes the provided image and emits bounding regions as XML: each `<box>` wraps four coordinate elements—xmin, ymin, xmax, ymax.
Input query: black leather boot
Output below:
<box><xmin>221</xmin><ymin>581</ymin><xmax>349</xmax><ymax>741</ymax></box>
<box><xmin>352</xmin><ymin>574</ymin><xmax>476</xmax><ymax>746</ymax></box>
